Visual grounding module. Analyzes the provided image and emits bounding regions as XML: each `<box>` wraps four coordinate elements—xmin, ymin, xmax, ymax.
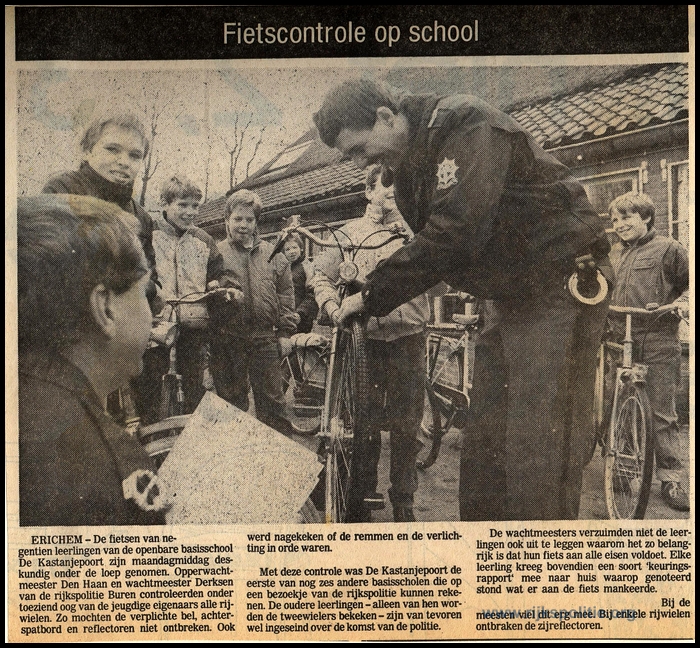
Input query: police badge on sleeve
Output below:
<box><xmin>436</xmin><ymin>158</ymin><xmax>459</xmax><ymax>190</ymax></box>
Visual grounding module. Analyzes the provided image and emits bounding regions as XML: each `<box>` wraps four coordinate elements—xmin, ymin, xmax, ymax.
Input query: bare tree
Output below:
<box><xmin>203</xmin><ymin>139</ymin><xmax>213</xmax><ymax>203</ymax></box>
<box><xmin>124</xmin><ymin>82</ymin><xmax>184</xmax><ymax>207</ymax></box>
<box><xmin>208</xmin><ymin>113</ymin><xmax>268</xmax><ymax>191</ymax></box>
<box><xmin>245</xmin><ymin>125</ymin><xmax>267</xmax><ymax>180</ymax></box>
<box><xmin>138</xmin><ymin>90</ymin><xmax>170</xmax><ymax>206</ymax></box>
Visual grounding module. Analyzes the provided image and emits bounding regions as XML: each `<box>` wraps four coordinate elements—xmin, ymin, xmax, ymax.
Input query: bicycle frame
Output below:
<box><xmin>599</xmin><ymin>302</ymin><xmax>683</xmax><ymax>519</ymax></box>
<box><xmin>138</xmin><ymin>288</ymin><xmax>233</xmax><ymax>463</ymax></box>
<box><xmin>416</xmin><ymin>306</ymin><xmax>478</xmax><ymax>470</ymax></box>
<box><xmin>273</xmin><ymin>215</ymin><xmax>410</xmax><ymax>522</ymax></box>
<box><xmin>601</xmin><ymin>302</ymin><xmax>682</xmax><ymax>433</ymax></box>
<box><xmin>426</xmin><ymin>326</ymin><xmax>471</xmax><ymax>424</ymax></box>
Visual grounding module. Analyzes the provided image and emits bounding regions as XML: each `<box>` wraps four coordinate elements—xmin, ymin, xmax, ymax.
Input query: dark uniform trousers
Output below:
<box><xmin>459</xmin><ymin>277</ymin><xmax>609</xmax><ymax>521</ymax></box>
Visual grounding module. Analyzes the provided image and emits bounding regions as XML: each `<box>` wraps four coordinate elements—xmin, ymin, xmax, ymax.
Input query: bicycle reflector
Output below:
<box><xmin>338</xmin><ymin>261</ymin><xmax>359</xmax><ymax>283</ymax></box>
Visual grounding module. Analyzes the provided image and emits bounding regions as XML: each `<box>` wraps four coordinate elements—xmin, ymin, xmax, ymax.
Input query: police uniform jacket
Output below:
<box><xmin>363</xmin><ymin>94</ymin><xmax>610</xmax><ymax>316</ymax></box>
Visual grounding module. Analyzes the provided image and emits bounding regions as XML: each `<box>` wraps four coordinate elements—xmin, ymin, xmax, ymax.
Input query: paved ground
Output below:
<box><xmin>280</xmin><ymin>387</ymin><xmax>690</xmax><ymax>523</ymax></box>
<box><xmin>367</xmin><ymin>424</ymin><xmax>690</xmax><ymax>523</ymax></box>
<box><xmin>290</xmin><ymin>421</ymin><xmax>689</xmax><ymax>523</ymax></box>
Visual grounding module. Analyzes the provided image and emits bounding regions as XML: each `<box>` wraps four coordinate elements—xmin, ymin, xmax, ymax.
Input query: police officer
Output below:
<box><xmin>314</xmin><ymin>79</ymin><xmax>613</xmax><ymax>521</ymax></box>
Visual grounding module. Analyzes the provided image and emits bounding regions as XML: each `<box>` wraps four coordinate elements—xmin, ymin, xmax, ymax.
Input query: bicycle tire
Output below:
<box><xmin>159</xmin><ymin>377</ymin><xmax>172</xmax><ymax>422</ymax></box>
<box><xmin>594</xmin><ymin>345</ymin><xmax>606</xmax><ymax>433</ymax></box>
<box><xmin>604</xmin><ymin>382</ymin><xmax>654</xmax><ymax>519</ymax></box>
<box><xmin>325</xmin><ymin>317</ymin><xmax>370</xmax><ymax>523</ymax></box>
<box><xmin>139</xmin><ymin>415</ymin><xmax>190</xmax><ymax>468</ymax></box>
<box><xmin>595</xmin><ymin>342</ymin><xmax>621</xmax><ymax>446</ymax></box>
<box><xmin>417</xmin><ymin>379</ymin><xmax>446</xmax><ymax>470</ymax></box>
<box><xmin>281</xmin><ymin>350</ymin><xmax>325</xmax><ymax>436</ymax></box>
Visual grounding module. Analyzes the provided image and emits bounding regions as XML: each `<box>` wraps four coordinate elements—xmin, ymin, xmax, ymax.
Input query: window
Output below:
<box><xmin>667</xmin><ymin>161</ymin><xmax>689</xmax><ymax>249</ymax></box>
<box><xmin>664</xmin><ymin>160</ymin><xmax>690</xmax><ymax>344</ymax></box>
<box><xmin>579</xmin><ymin>167</ymin><xmax>644</xmax><ymax>222</ymax></box>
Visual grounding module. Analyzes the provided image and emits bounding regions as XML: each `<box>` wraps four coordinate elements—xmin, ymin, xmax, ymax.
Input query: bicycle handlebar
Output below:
<box><xmin>161</xmin><ymin>287</ymin><xmax>236</xmax><ymax>306</ymax></box>
<box><xmin>268</xmin><ymin>216</ymin><xmax>410</xmax><ymax>262</ymax></box>
<box><xmin>608</xmin><ymin>302</ymin><xmax>681</xmax><ymax>316</ymax></box>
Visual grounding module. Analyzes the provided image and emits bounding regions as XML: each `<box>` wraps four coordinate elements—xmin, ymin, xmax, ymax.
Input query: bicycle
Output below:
<box><xmin>418</xmin><ymin>301</ymin><xmax>478</xmax><ymax>470</ymax></box>
<box><xmin>597</xmin><ymin>302</ymin><xmax>686</xmax><ymax>519</ymax></box>
<box><xmin>269</xmin><ymin>215</ymin><xmax>411</xmax><ymax>522</ymax></box>
<box><xmin>137</xmin><ymin>287</ymin><xmax>238</xmax><ymax>467</ymax></box>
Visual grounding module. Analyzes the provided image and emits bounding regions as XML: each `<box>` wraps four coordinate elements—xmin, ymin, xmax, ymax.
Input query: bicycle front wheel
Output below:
<box><xmin>604</xmin><ymin>382</ymin><xmax>654</xmax><ymax>519</ymax></box>
<box><xmin>325</xmin><ymin>317</ymin><xmax>370</xmax><ymax>523</ymax></box>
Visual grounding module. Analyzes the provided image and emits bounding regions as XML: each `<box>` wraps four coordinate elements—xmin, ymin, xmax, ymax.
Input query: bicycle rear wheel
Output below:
<box><xmin>159</xmin><ymin>373</ymin><xmax>184</xmax><ymax>421</ymax></box>
<box><xmin>325</xmin><ymin>318</ymin><xmax>370</xmax><ymax>523</ymax></box>
<box><xmin>604</xmin><ymin>382</ymin><xmax>654</xmax><ymax>519</ymax></box>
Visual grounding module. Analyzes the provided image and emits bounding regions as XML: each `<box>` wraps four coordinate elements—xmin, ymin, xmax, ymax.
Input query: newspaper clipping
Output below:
<box><xmin>6</xmin><ymin>6</ymin><xmax>693</xmax><ymax>642</ymax></box>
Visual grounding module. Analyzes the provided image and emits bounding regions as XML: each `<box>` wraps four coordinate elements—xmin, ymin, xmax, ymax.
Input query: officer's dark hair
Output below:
<box><xmin>608</xmin><ymin>192</ymin><xmax>655</xmax><ymax>230</ymax></box>
<box><xmin>18</xmin><ymin>194</ymin><xmax>148</xmax><ymax>352</ymax></box>
<box><xmin>314</xmin><ymin>79</ymin><xmax>402</xmax><ymax>148</ymax></box>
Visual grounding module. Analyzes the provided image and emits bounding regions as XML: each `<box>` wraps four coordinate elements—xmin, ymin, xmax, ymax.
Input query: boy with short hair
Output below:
<box><xmin>133</xmin><ymin>175</ymin><xmax>230</xmax><ymax>424</ymax></box>
<box><xmin>208</xmin><ymin>189</ymin><xmax>297</xmax><ymax>436</ymax></box>
<box><xmin>18</xmin><ymin>194</ymin><xmax>165</xmax><ymax>526</ymax></box>
<box><xmin>42</xmin><ymin>112</ymin><xmax>158</xmax><ymax>302</ymax></box>
<box><xmin>607</xmin><ymin>191</ymin><xmax>689</xmax><ymax>511</ymax></box>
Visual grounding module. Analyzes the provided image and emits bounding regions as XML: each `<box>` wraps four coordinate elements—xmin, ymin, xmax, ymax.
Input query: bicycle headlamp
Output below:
<box><xmin>338</xmin><ymin>261</ymin><xmax>359</xmax><ymax>283</ymax></box>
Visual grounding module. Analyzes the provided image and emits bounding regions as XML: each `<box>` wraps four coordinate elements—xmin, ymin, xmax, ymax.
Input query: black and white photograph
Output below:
<box><xmin>13</xmin><ymin>58</ymin><xmax>691</xmax><ymax>526</ymax></box>
<box><xmin>7</xmin><ymin>6</ymin><xmax>693</xmax><ymax>643</ymax></box>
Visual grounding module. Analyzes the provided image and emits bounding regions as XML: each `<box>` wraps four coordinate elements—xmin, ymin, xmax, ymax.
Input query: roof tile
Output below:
<box><xmin>205</xmin><ymin>63</ymin><xmax>688</xmax><ymax>216</ymax></box>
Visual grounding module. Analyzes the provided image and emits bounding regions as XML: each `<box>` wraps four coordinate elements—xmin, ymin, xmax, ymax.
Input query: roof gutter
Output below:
<box><xmin>549</xmin><ymin>119</ymin><xmax>689</xmax><ymax>152</ymax></box>
<box><xmin>260</xmin><ymin>190</ymin><xmax>366</xmax><ymax>218</ymax></box>
<box><xmin>550</xmin><ymin>119</ymin><xmax>688</xmax><ymax>167</ymax></box>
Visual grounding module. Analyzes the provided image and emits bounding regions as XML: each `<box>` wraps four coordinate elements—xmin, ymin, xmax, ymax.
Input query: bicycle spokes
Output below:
<box><xmin>604</xmin><ymin>385</ymin><xmax>653</xmax><ymax>519</ymax></box>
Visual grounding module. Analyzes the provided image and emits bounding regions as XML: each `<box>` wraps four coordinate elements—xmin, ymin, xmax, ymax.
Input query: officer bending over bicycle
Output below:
<box><xmin>314</xmin><ymin>79</ymin><xmax>613</xmax><ymax>521</ymax></box>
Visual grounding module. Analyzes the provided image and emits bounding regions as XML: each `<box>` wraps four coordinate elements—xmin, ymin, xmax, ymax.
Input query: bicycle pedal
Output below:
<box><xmin>363</xmin><ymin>493</ymin><xmax>386</xmax><ymax>510</ymax></box>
